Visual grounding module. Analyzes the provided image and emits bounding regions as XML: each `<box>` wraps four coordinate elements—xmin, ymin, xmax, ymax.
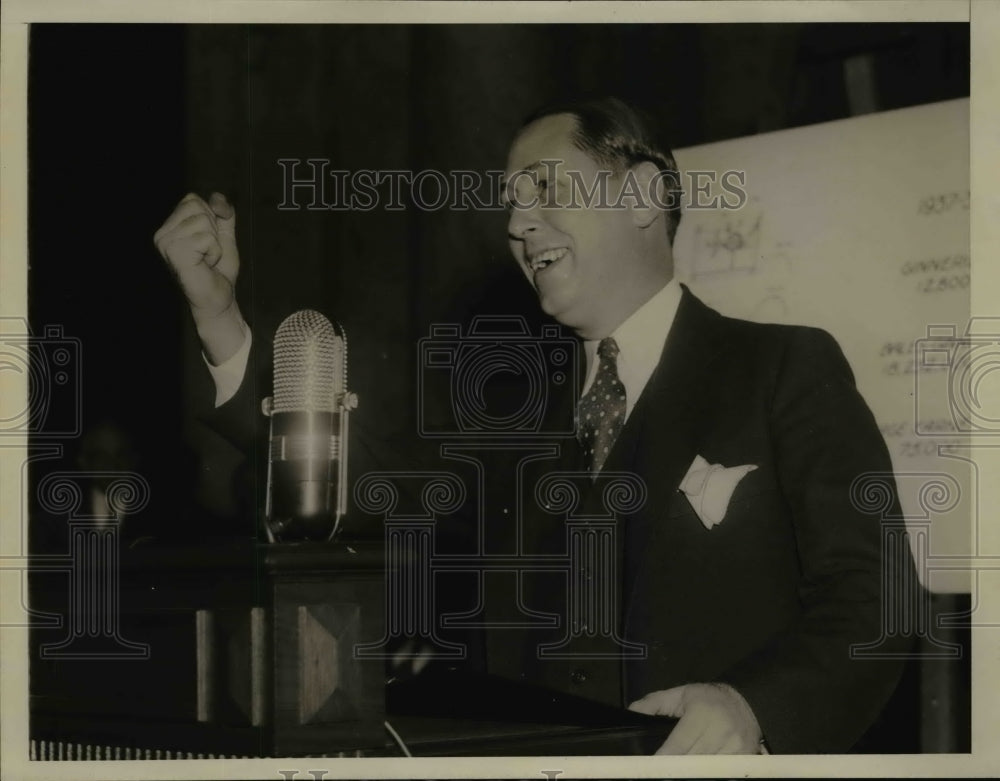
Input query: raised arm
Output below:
<box><xmin>153</xmin><ymin>191</ymin><xmax>247</xmax><ymax>366</ymax></box>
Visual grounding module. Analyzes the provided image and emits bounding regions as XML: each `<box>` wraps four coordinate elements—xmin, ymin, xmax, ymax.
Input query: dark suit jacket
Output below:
<box><xmin>481</xmin><ymin>286</ymin><xmax>918</xmax><ymax>754</ymax></box>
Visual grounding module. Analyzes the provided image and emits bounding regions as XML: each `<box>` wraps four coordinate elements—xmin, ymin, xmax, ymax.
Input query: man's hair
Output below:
<box><xmin>522</xmin><ymin>96</ymin><xmax>683</xmax><ymax>245</ymax></box>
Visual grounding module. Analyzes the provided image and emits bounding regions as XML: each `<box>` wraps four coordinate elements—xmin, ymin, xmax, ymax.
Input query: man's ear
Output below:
<box><xmin>627</xmin><ymin>161</ymin><xmax>665</xmax><ymax>229</ymax></box>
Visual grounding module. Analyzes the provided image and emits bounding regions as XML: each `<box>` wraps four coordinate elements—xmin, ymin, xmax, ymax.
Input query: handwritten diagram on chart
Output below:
<box><xmin>689</xmin><ymin>208</ymin><xmax>763</xmax><ymax>278</ymax></box>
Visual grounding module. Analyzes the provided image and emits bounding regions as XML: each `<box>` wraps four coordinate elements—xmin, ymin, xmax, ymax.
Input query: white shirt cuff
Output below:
<box><xmin>203</xmin><ymin>325</ymin><xmax>252</xmax><ymax>408</ymax></box>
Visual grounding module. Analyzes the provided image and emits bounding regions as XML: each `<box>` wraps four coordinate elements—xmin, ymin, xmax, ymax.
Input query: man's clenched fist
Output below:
<box><xmin>154</xmin><ymin>192</ymin><xmax>246</xmax><ymax>365</ymax></box>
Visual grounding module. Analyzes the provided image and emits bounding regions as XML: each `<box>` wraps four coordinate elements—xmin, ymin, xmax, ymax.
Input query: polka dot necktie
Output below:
<box><xmin>577</xmin><ymin>337</ymin><xmax>627</xmax><ymax>474</ymax></box>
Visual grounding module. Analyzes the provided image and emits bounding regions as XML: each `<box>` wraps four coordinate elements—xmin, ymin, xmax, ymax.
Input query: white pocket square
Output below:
<box><xmin>678</xmin><ymin>455</ymin><xmax>758</xmax><ymax>529</ymax></box>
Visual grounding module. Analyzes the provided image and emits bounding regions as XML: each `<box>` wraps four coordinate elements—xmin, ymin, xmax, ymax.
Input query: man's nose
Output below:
<box><xmin>507</xmin><ymin>203</ymin><xmax>541</xmax><ymax>239</ymax></box>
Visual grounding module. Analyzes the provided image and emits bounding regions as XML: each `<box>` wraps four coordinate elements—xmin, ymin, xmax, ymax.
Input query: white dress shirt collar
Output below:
<box><xmin>581</xmin><ymin>277</ymin><xmax>682</xmax><ymax>420</ymax></box>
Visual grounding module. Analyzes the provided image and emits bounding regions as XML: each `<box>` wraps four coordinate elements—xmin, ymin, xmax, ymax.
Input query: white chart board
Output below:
<box><xmin>674</xmin><ymin>99</ymin><xmax>971</xmax><ymax>593</ymax></box>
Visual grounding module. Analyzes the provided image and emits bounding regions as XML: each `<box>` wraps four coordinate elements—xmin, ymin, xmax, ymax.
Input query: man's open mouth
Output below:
<box><xmin>529</xmin><ymin>247</ymin><xmax>569</xmax><ymax>273</ymax></box>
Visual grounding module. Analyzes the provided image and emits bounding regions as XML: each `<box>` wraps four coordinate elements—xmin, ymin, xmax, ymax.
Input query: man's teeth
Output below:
<box><xmin>530</xmin><ymin>248</ymin><xmax>568</xmax><ymax>271</ymax></box>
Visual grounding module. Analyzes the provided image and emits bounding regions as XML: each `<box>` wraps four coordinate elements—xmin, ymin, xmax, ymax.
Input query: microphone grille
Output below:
<box><xmin>272</xmin><ymin>310</ymin><xmax>345</xmax><ymax>413</ymax></box>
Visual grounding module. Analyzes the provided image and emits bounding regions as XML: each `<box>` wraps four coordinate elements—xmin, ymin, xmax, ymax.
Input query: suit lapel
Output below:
<box><xmin>609</xmin><ymin>288</ymin><xmax>731</xmax><ymax>609</ymax></box>
<box><xmin>548</xmin><ymin>290</ymin><xmax>732</xmax><ymax>607</ymax></box>
<box><xmin>591</xmin><ymin>287</ymin><xmax>726</xmax><ymax>487</ymax></box>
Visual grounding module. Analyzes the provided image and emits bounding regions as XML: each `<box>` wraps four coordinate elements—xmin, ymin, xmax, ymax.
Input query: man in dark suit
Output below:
<box><xmin>487</xmin><ymin>97</ymin><xmax>917</xmax><ymax>754</ymax></box>
<box><xmin>154</xmin><ymin>96</ymin><xmax>917</xmax><ymax>754</ymax></box>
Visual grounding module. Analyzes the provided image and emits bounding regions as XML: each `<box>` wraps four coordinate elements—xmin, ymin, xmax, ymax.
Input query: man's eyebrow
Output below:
<box><xmin>503</xmin><ymin>160</ymin><xmax>553</xmax><ymax>184</ymax></box>
<box><xmin>501</xmin><ymin>161</ymin><xmax>544</xmax><ymax>184</ymax></box>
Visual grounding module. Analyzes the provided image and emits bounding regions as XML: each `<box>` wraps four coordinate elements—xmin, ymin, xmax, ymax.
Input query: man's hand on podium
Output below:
<box><xmin>154</xmin><ymin>192</ymin><xmax>247</xmax><ymax>366</ymax></box>
<box><xmin>628</xmin><ymin>682</ymin><xmax>763</xmax><ymax>754</ymax></box>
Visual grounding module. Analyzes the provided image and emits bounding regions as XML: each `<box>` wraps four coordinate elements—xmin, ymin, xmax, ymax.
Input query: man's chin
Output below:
<box><xmin>539</xmin><ymin>301</ymin><xmax>587</xmax><ymax>336</ymax></box>
<box><xmin>538</xmin><ymin>296</ymin><xmax>569</xmax><ymax>322</ymax></box>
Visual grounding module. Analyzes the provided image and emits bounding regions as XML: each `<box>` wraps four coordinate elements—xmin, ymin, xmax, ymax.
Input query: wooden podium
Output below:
<box><xmin>194</xmin><ymin>541</ymin><xmax>387</xmax><ymax>755</ymax></box>
<box><xmin>29</xmin><ymin>535</ymin><xmax>673</xmax><ymax>758</ymax></box>
<box><xmin>30</xmin><ymin>536</ymin><xmax>387</xmax><ymax>757</ymax></box>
